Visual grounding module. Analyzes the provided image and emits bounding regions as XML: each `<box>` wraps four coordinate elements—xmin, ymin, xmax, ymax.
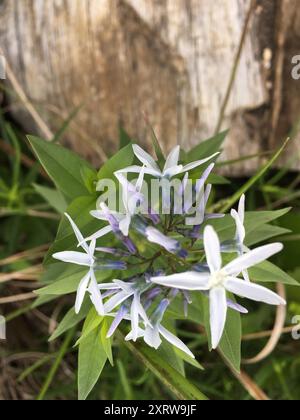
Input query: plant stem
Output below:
<box><xmin>36</xmin><ymin>327</ymin><xmax>75</xmax><ymax>400</ymax></box>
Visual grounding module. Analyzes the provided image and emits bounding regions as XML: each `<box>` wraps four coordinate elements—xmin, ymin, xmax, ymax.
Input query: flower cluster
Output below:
<box><xmin>53</xmin><ymin>145</ymin><xmax>286</xmax><ymax>357</ymax></box>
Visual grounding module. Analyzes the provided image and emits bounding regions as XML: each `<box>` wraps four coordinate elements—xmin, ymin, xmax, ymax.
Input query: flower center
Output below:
<box><xmin>209</xmin><ymin>270</ymin><xmax>227</xmax><ymax>289</ymax></box>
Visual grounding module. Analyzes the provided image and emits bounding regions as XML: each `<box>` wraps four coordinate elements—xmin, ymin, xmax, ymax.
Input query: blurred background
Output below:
<box><xmin>0</xmin><ymin>0</ymin><xmax>300</xmax><ymax>400</ymax></box>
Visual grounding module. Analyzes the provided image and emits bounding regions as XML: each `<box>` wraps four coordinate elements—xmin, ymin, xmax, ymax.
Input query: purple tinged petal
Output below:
<box><xmin>146</xmin><ymin>227</ymin><xmax>180</xmax><ymax>254</ymax></box>
<box><xmin>107</xmin><ymin>306</ymin><xmax>128</xmax><ymax>338</ymax></box>
<box><xmin>226</xmin><ymin>299</ymin><xmax>248</xmax><ymax>314</ymax></box>
<box><xmin>123</xmin><ymin>237</ymin><xmax>137</xmax><ymax>254</ymax></box>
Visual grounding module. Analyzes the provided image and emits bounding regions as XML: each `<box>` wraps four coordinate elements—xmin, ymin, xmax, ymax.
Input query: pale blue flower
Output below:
<box><xmin>117</xmin><ymin>144</ymin><xmax>219</xmax><ymax>179</ymax></box>
<box><xmin>151</xmin><ymin>225</ymin><xmax>285</xmax><ymax>349</ymax></box>
<box><xmin>125</xmin><ymin>299</ymin><xmax>195</xmax><ymax>359</ymax></box>
<box><xmin>52</xmin><ymin>213</ymin><xmax>105</xmax><ymax>315</ymax></box>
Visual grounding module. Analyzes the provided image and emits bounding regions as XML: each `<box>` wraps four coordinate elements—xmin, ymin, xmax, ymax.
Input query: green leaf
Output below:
<box><xmin>50</xmin><ymin>302</ymin><xmax>90</xmax><ymax>342</ymax></box>
<box><xmin>207</xmin><ymin>173</ymin><xmax>230</xmax><ymax>185</ymax></box>
<box><xmin>80</xmin><ymin>166</ymin><xmax>97</xmax><ymax>194</ymax></box>
<box><xmin>187</xmin><ymin>130</ymin><xmax>228</xmax><ymax>162</ymax></box>
<box><xmin>173</xmin><ymin>348</ymin><xmax>204</xmax><ymax>371</ymax></box>
<box><xmin>75</xmin><ymin>308</ymin><xmax>103</xmax><ymax>346</ymax></box>
<box><xmin>98</xmin><ymin>143</ymin><xmax>134</xmax><ymax>179</ymax></box>
<box><xmin>100</xmin><ymin>318</ymin><xmax>114</xmax><ymax>366</ymax></box>
<box><xmin>121</xmin><ymin>333</ymin><xmax>208</xmax><ymax>400</ymax></box>
<box><xmin>119</xmin><ymin>126</ymin><xmax>132</xmax><ymax>149</ymax></box>
<box><xmin>150</xmin><ymin>130</ymin><xmax>165</xmax><ymax>164</ymax></box>
<box><xmin>218</xmin><ymin>309</ymin><xmax>241</xmax><ymax>373</ymax></box>
<box><xmin>33</xmin><ymin>184</ymin><xmax>68</xmax><ymax>214</ymax></box>
<box><xmin>37</xmin><ymin>266</ymin><xmax>112</xmax><ymax>296</ymax></box>
<box><xmin>28</xmin><ymin>135</ymin><xmax>92</xmax><ymax>201</ymax></box>
<box><xmin>249</xmin><ymin>261</ymin><xmax>299</xmax><ymax>286</ymax></box>
<box><xmin>78</xmin><ymin>324</ymin><xmax>107</xmax><ymax>400</ymax></box>
<box><xmin>205</xmin><ymin>208</ymin><xmax>291</xmax><ymax>244</ymax></box>
<box><xmin>246</xmin><ymin>225</ymin><xmax>291</xmax><ymax>247</ymax></box>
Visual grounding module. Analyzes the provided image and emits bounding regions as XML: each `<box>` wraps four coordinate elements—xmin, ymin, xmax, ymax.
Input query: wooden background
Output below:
<box><xmin>1</xmin><ymin>0</ymin><xmax>300</xmax><ymax>175</ymax></box>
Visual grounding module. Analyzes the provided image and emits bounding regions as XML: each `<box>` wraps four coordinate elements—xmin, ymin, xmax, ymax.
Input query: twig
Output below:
<box><xmin>0</xmin><ymin>48</ymin><xmax>53</xmax><ymax>141</ymax></box>
<box><xmin>229</xmin><ymin>369</ymin><xmax>270</xmax><ymax>401</ymax></box>
<box><xmin>0</xmin><ymin>292</ymin><xmax>36</xmax><ymax>304</ymax></box>
<box><xmin>243</xmin><ymin>284</ymin><xmax>286</xmax><ymax>365</ymax></box>
<box><xmin>243</xmin><ymin>324</ymin><xmax>300</xmax><ymax>341</ymax></box>
<box><xmin>0</xmin><ymin>265</ymin><xmax>43</xmax><ymax>284</ymax></box>
<box><xmin>214</xmin><ymin>0</ymin><xmax>257</xmax><ymax>134</ymax></box>
<box><xmin>0</xmin><ymin>244</ymin><xmax>49</xmax><ymax>267</ymax></box>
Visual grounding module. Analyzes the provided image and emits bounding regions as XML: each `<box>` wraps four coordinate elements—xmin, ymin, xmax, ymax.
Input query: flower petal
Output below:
<box><xmin>224</xmin><ymin>243</ymin><xmax>283</xmax><ymax>276</ymax></box>
<box><xmin>64</xmin><ymin>213</ymin><xmax>89</xmax><ymax>253</ymax></box>
<box><xmin>88</xmin><ymin>271</ymin><xmax>105</xmax><ymax>316</ymax></box>
<box><xmin>104</xmin><ymin>290</ymin><xmax>132</xmax><ymax>313</ymax></box>
<box><xmin>209</xmin><ymin>287</ymin><xmax>227</xmax><ymax>350</ymax></box>
<box><xmin>182</xmin><ymin>152</ymin><xmax>220</xmax><ymax>173</ymax></box>
<box><xmin>130</xmin><ymin>295</ymin><xmax>140</xmax><ymax>342</ymax></box>
<box><xmin>146</xmin><ymin>227</ymin><xmax>179</xmax><ymax>253</ymax></box>
<box><xmin>133</xmin><ymin>144</ymin><xmax>161</xmax><ymax>172</ymax></box>
<box><xmin>125</xmin><ymin>327</ymin><xmax>145</xmax><ymax>342</ymax></box>
<box><xmin>231</xmin><ymin>209</ymin><xmax>246</xmax><ymax>244</ymax></box>
<box><xmin>159</xmin><ymin>325</ymin><xmax>195</xmax><ymax>359</ymax></box>
<box><xmin>119</xmin><ymin>215</ymin><xmax>131</xmax><ymax>237</ymax></box>
<box><xmin>242</xmin><ymin>269</ymin><xmax>250</xmax><ymax>283</ymax></box>
<box><xmin>226</xmin><ymin>298</ymin><xmax>248</xmax><ymax>314</ymax></box>
<box><xmin>226</xmin><ymin>277</ymin><xmax>286</xmax><ymax>306</ymax></box>
<box><xmin>204</xmin><ymin>226</ymin><xmax>222</xmax><ymax>273</ymax></box>
<box><xmin>136</xmin><ymin>166</ymin><xmax>146</xmax><ymax>192</ymax></box>
<box><xmin>116</xmin><ymin>165</ymin><xmax>161</xmax><ymax>177</ymax></box>
<box><xmin>53</xmin><ymin>251</ymin><xmax>92</xmax><ymax>267</ymax></box>
<box><xmin>107</xmin><ymin>306</ymin><xmax>128</xmax><ymax>338</ymax></box>
<box><xmin>75</xmin><ymin>271</ymin><xmax>91</xmax><ymax>314</ymax></box>
<box><xmin>163</xmin><ymin>165</ymin><xmax>183</xmax><ymax>178</ymax></box>
<box><xmin>163</xmin><ymin>146</ymin><xmax>180</xmax><ymax>172</ymax></box>
<box><xmin>238</xmin><ymin>194</ymin><xmax>246</xmax><ymax>224</ymax></box>
<box><xmin>151</xmin><ymin>272</ymin><xmax>210</xmax><ymax>290</ymax></box>
<box><xmin>144</xmin><ymin>325</ymin><xmax>162</xmax><ymax>349</ymax></box>
<box><xmin>84</xmin><ymin>225</ymin><xmax>113</xmax><ymax>243</ymax></box>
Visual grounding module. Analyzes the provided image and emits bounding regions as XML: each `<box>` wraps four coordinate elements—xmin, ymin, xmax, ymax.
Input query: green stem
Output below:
<box><xmin>36</xmin><ymin>328</ymin><xmax>75</xmax><ymax>400</ymax></box>
<box><xmin>220</xmin><ymin>138</ymin><xmax>290</xmax><ymax>213</ymax></box>
<box><xmin>118</xmin><ymin>331</ymin><xmax>208</xmax><ymax>401</ymax></box>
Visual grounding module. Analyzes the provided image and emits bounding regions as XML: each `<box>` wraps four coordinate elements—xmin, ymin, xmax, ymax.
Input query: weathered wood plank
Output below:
<box><xmin>0</xmin><ymin>0</ymin><xmax>298</xmax><ymax>174</ymax></box>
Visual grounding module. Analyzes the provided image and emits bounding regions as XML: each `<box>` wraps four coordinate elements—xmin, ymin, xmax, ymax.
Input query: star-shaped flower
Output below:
<box><xmin>117</xmin><ymin>144</ymin><xmax>219</xmax><ymax>179</ymax></box>
<box><xmin>151</xmin><ymin>225</ymin><xmax>285</xmax><ymax>349</ymax></box>
<box><xmin>53</xmin><ymin>214</ymin><xmax>105</xmax><ymax>315</ymax></box>
<box><xmin>99</xmin><ymin>280</ymin><xmax>151</xmax><ymax>341</ymax></box>
<box><xmin>125</xmin><ymin>299</ymin><xmax>195</xmax><ymax>359</ymax></box>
